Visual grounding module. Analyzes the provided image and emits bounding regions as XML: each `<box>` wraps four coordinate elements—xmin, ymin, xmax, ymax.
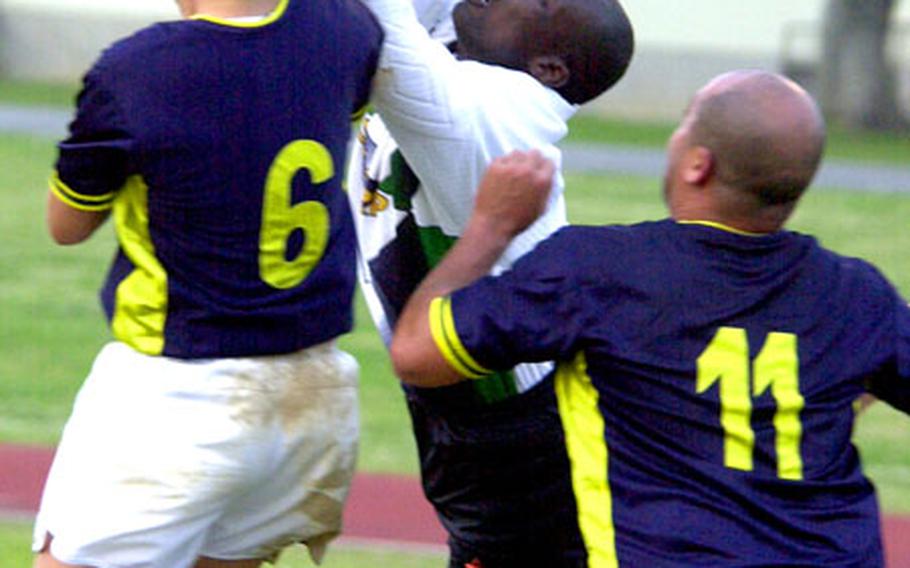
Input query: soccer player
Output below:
<box><xmin>391</xmin><ymin>71</ymin><xmax>910</xmax><ymax>566</ymax></box>
<box><xmin>33</xmin><ymin>0</ymin><xmax>381</xmax><ymax>566</ymax></box>
<box><xmin>346</xmin><ymin>0</ymin><xmax>633</xmax><ymax>564</ymax></box>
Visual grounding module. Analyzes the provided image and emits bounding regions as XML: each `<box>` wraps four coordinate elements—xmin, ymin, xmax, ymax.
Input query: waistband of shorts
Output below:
<box><xmin>108</xmin><ymin>339</ymin><xmax>341</xmax><ymax>363</ymax></box>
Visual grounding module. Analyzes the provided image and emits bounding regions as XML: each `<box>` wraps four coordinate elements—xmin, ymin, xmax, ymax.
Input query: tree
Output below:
<box><xmin>820</xmin><ymin>0</ymin><xmax>908</xmax><ymax>131</ymax></box>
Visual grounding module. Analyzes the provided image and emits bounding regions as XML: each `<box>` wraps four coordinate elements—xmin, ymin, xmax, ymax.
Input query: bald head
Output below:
<box><xmin>689</xmin><ymin>70</ymin><xmax>826</xmax><ymax>206</ymax></box>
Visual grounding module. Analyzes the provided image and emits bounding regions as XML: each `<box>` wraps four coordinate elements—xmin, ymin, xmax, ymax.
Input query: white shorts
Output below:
<box><xmin>33</xmin><ymin>340</ymin><xmax>359</xmax><ymax>567</ymax></box>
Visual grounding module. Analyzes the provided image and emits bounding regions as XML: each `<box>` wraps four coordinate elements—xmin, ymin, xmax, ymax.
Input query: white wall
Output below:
<box><xmin>6</xmin><ymin>0</ymin><xmax>908</xmax><ymax>52</ymax></box>
<box><xmin>1</xmin><ymin>0</ymin><xmax>176</xmax><ymax>17</ymax></box>
<box><xmin>1</xmin><ymin>0</ymin><xmax>908</xmax><ymax>118</ymax></box>
<box><xmin>620</xmin><ymin>1</ymin><xmax>910</xmax><ymax>53</ymax></box>
<box><xmin>595</xmin><ymin>1</ymin><xmax>910</xmax><ymax>118</ymax></box>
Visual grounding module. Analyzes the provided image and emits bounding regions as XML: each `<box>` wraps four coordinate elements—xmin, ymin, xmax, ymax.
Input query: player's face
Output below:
<box><xmin>452</xmin><ymin>0</ymin><xmax>542</xmax><ymax>70</ymax></box>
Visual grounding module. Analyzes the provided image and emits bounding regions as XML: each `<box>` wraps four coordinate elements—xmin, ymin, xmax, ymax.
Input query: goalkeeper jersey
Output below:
<box><xmin>347</xmin><ymin>111</ymin><xmax>572</xmax><ymax>402</ymax></box>
<box><xmin>348</xmin><ymin>0</ymin><xmax>576</xmax><ymax>402</ymax></box>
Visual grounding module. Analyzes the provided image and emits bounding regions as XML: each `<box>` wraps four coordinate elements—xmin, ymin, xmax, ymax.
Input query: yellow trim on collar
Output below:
<box><xmin>678</xmin><ymin>220</ymin><xmax>768</xmax><ymax>237</ymax></box>
<box><xmin>191</xmin><ymin>0</ymin><xmax>289</xmax><ymax>28</ymax></box>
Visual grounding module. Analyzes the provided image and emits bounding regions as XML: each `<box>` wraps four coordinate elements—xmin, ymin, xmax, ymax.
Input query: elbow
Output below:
<box><xmin>389</xmin><ymin>336</ymin><xmax>424</xmax><ymax>386</ymax></box>
<box><xmin>47</xmin><ymin>224</ymin><xmax>91</xmax><ymax>246</ymax></box>
<box><xmin>390</xmin><ymin>335</ymin><xmax>465</xmax><ymax>388</ymax></box>
<box><xmin>46</xmin><ymin>212</ymin><xmax>108</xmax><ymax>246</ymax></box>
<box><xmin>46</xmin><ymin>194</ymin><xmax>107</xmax><ymax>246</ymax></box>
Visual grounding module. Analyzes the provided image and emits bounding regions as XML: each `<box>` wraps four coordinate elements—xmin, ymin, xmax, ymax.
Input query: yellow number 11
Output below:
<box><xmin>696</xmin><ymin>327</ymin><xmax>805</xmax><ymax>480</ymax></box>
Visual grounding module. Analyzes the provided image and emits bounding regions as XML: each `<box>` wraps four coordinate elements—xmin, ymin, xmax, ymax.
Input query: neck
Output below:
<box><xmin>670</xmin><ymin>182</ymin><xmax>792</xmax><ymax>235</ymax></box>
<box><xmin>672</xmin><ymin>209</ymin><xmax>789</xmax><ymax>235</ymax></box>
<box><xmin>181</xmin><ymin>0</ymin><xmax>278</xmax><ymax>18</ymax></box>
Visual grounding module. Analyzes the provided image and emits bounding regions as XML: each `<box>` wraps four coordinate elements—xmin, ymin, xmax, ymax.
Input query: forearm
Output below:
<box><xmin>390</xmin><ymin>150</ymin><xmax>554</xmax><ymax>386</ymax></box>
<box><xmin>407</xmin><ymin>217</ymin><xmax>510</xmax><ymax>324</ymax></box>
<box><xmin>391</xmin><ymin>216</ymin><xmax>512</xmax><ymax>385</ymax></box>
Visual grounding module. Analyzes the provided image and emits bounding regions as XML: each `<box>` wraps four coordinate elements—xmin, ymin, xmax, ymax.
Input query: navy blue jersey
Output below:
<box><xmin>432</xmin><ymin>219</ymin><xmax>910</xmax><ymax>566</ymax></box>
<box><xmin>51</xmin><ymin>0</ymin><xmax>381</xmax><ymax>358</ymax></box>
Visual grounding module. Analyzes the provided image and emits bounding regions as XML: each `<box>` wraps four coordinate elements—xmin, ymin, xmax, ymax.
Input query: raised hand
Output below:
<box><xmin>472</xmin><ymin>150</ymin><xmax>555</xmax><ymax>240</ymax></box>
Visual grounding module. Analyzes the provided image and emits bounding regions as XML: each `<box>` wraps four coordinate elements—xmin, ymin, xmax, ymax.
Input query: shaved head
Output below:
<box><xmin>689</xmin><ymin>70</ymin><xmax>826</xmax><ymax>205</ymax></box>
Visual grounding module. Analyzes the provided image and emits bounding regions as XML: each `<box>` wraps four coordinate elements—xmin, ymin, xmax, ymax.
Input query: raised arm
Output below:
<box><xmin>390</xmin><ymin>150</ymin><xmax>554</xmax><ymax>386</ymax></box>
<box><xmin>360</xmin><ymin>0</ymin><xmax>464</xmax><ymax>137</ymax></box>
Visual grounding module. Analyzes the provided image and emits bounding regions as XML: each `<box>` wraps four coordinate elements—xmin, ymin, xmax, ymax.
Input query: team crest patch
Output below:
<box><xmin>360</xmin><ymin>181</ymin><xmax>390</xmax><ymax>216</ymax></box>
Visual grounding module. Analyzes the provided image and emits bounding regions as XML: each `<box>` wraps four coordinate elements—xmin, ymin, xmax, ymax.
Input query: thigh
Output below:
<box><xmin>33</xmin><ymin>343</ymin><xmax>278</xmax><ymax>567</ymax></box>
<box><xmin>448</xmin><ymin>535</ymin><xmax>588</xmax><ymax>568</ymax></box>
<box><xmin>407</xmin><ymin>379</ymin><xmax>585</xmax><ymax>559</ymax></box>
<box><xmin>203</xmin><ymin>345</ymin><xmax>360</xmax><ymax>565</ymax></box>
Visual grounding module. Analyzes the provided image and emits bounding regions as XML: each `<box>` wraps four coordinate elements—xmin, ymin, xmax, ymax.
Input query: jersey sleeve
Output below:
<box><xmin>359</xmin><ymin>0</ymin><xmax>466</xmax><ymax>138</ymax></box>
<box><xmin>429</xmin><ymin>230</ymin><xmax>587</xmax><ymax>377</ymax></box>
<box><xmin>51</xmin><ymin>62</ymin><xmax>134</xmax><ymax>212</ymax></box>
<box><xmin>348</xmin><ymin>0</ymin><xmax>384</xmax><ymax>122</ymax></box>
<box><xmin>867</xmin><ymin>297</ymin><xmax>910</xmax><ymax>414</ymax></box>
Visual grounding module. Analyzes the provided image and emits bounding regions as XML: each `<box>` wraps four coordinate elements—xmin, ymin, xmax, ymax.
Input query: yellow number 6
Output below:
<box><xmin>259</xmin><ymin>140</ymin><xmax>332</xmax><ymax>290</ymax></box>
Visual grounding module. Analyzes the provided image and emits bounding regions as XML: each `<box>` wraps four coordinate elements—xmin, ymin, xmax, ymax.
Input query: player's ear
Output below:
<box><xmin>528</xmin><ymin>55</ymin><xmax>569</xmax><ymax>89</ymax></box>
<box><xmin>683</xmin><ymin>146</ymin><xmax>714</xmax><ymax>186</ymax></box>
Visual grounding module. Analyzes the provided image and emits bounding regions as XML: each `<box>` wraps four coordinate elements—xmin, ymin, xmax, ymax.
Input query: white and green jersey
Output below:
<box><xmin>347</xmin><ymin>113</ymin><xmax>569</xmax><ymax>403</ymax></box>
<box><xmin>349</xmin><ymin>0</ymin><xmax>577</xmax><ymax>402</ymax></box>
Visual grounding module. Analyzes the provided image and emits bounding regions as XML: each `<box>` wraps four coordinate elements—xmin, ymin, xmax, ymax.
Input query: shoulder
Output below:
<box><xmin>558</xmin><ymin>220</ymin><xmax>666</xmax><ymax>247</ymax></box>
<box><xmin>527</xmin><ymin>225</ymin><xmax>624</xmax><ymax>266</ymax></box>
<box><xmin>791</xmin><ymin>231</ymin><xmax>902</xmax><ymax>303</ymax></box>
<box><xmin>466</xmin><ymin>62</ymin><xmax>570</xmax><ymax>110</ymax></box>
<box><xmin>833</xmin><ymin>250</ymin><xmax>896</xmax><ymax>293</ymax></box>
<box><xmin>91</xmin><ymin>21</ymin><xmax>186</xmax><ymax>76</ymax></box>
<box><xmin>531</xmin><ymin>221</ymin><xmax>667</xmax><ymax>274</ymax></box>
<box><xmin>454</xmin><ymin>63</ymin><xmax>572</xmax><ymax>140</ymax></box>
<box><xmin>336</xmin><ymin>0</ymin><xmax>383</xmax><ymax>37</ymax></box>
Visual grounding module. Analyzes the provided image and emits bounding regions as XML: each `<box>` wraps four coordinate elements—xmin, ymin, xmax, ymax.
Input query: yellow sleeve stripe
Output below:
<box><xmin>49</xmin><ymin>173</ymin><xmax>115</xmax><ymax>212</ymax></box>
<box><xmin>428</xmin><ymin>296</ymin><xmax>493</xmax><ymax>379</ymax></box>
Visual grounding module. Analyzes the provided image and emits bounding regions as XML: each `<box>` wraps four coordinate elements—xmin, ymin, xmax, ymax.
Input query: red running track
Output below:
<box><xmin>2</xmin><ymin>444</ymin><xmax>908</xmax><ymax>566</ymax></box>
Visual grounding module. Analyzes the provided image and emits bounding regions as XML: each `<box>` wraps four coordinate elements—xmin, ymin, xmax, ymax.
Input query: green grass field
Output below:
<box><xmin>3</xmin><ymin>78</ymin><xmax>909</xmax><ymax>166</ymax></box>
<box><xmin>566</xmin><ymin>114</ymin><xmax>910</xmax><ymax>167</ymax></box>
<box><xmin>0</xmin><ymin>85</ymin><xmax>908</xmax><ymax>565</ymax></box>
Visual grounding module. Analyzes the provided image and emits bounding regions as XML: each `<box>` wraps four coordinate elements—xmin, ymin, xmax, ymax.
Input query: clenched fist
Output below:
<box><xmin>472</xmin><ymin>150</ymin><xmax>555</xmax><ymax>240</ymax></box>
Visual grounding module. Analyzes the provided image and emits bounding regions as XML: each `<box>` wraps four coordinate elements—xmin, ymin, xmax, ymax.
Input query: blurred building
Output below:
<box><xmin>0</xmin><ymin>0</ymin><xmax>907</xmax><ymax>119</ymax></box>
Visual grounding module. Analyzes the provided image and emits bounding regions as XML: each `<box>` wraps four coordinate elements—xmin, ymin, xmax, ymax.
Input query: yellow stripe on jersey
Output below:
<box><xmin>428</xmin><ymin>296</ymin><xmax>493</xmax><ymax>379</ymax></box>
<box><xmin>49</xmin><ymin>172</ymin><xmax>115</xmax><ymax>212</ymax></box>
<box><xmin>111</xmin><ymin>176</ymin><xmax>168</xmax><ymax>356</ymax></box>
<box><xmin>555</xmin><ymin>352</ymin><xmax>618</xmax><ymax>568</ymax></box>
<box><xmin>191</xmin><ymin>0</ymin><xmax>289</xmax><ymax>27</ymax></box>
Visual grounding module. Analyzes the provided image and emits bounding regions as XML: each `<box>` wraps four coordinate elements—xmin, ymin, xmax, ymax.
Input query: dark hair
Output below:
<box><xmin>548</xmin><ymin>0</ymin><xmax>635</xmax><ymax>104</ymax></box>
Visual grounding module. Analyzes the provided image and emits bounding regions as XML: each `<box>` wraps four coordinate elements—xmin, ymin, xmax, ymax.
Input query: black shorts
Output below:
<box><xmin>404</xmin><ymin>377</ymin><xmax>586</xmax><ymax>568</ymax></box>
